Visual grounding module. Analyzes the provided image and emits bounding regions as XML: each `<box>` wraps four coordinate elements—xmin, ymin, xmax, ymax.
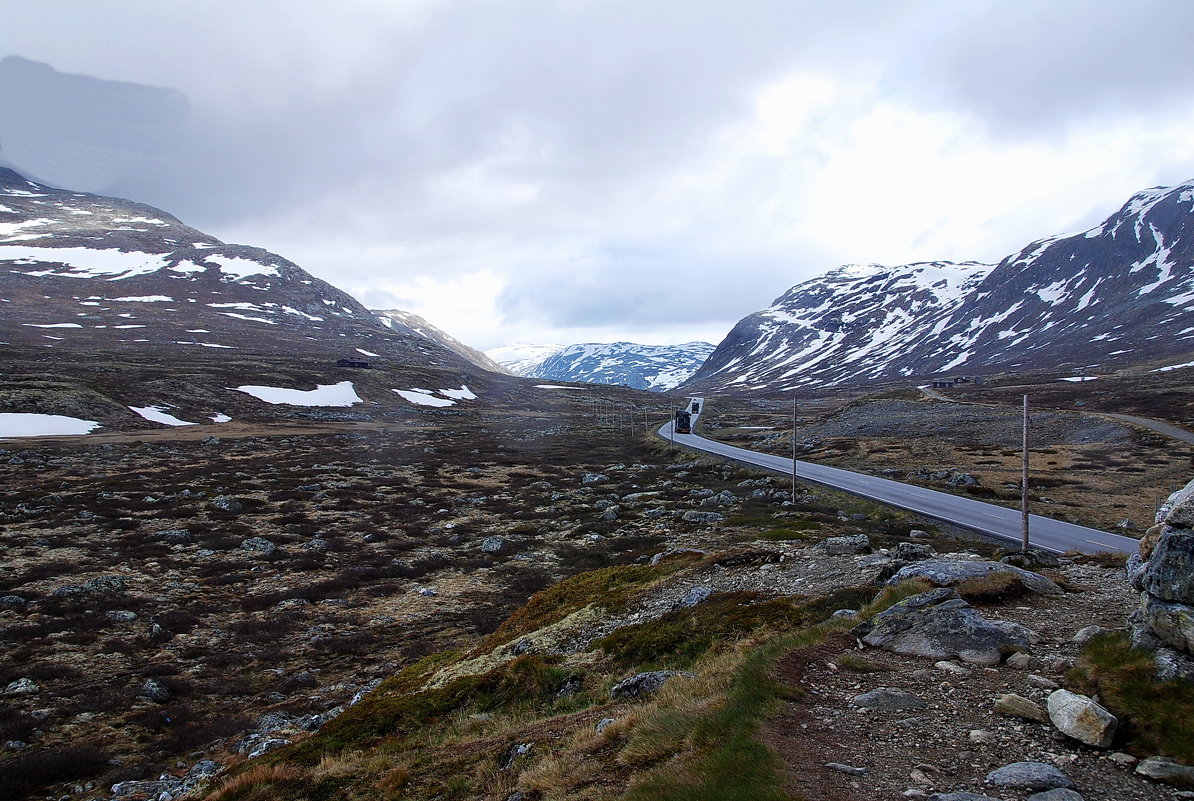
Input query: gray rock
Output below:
<box><xmin>0</xmin><ymin>595</ymin><xmax>27</xmax><ymax>608</ymax></box>
<box><xmin>1000</xmin><ymin>548</ymin><xmax>1061</xmax><ymax>570</ymax></box>
<box><xmin>678</xmin><ymin>586</ymin><xmax>713</xmax><ymax>608</ymax></box>
<box><xmin>511</xmin><ymin>638</ymin><xmax>534</xmax><ymax>656</ymax></box>
<box><xmin>893</xmin><ymin>542</ymin><xmax>935</xmax><ymax>562</ymax></box>
<box><xmin>595</xmin><ymin>717</ymin><xmax>616</xmax><ymax>733</ymax></box>
<box><xmin>994</xmin><ymin>694</ymin><xmax>1048</xmax><ymax>722</ymax></box>
<box><xmin>140</xmin><ymin>678</ymin><xmax>171</xmax><ymax>703</ymax></box>
<box><xmin>51</xmin><ymin>584</ymin><xmax>85</xmax><ymax>597</ymax></box>
<box><xmin>1160</xmin><ymin>478</ymin><xmax>1194</xmax><ymax>527</ymax></box>
<box><xmin>210</xmin><ymin>495</ymin><xmax>243</xmax><ymax>512</ymax></box>
<box><xmin>1140</xmin><ymin>595</ymin><xmax>1194</xmax><ymax>652</ymax></box>
<box><xmin>83</xmin><ymin>575</ymin><xmax>126</xmax><ymax>593</ymax></box>
<box><xmin>851</xmin><ymin>687</ymin><xmax>927</xmax><ymax>712</ymax></box>
<box><xmin>985</xmin><ymin>761</ymin><xmax>1075</xmax><ymax>790</ymax></box>
<box><xmin>154</xmin><ymin>528</ymin><xmax>192</xmax><ymax>543</ymax></box>
<box><xmin>247</xmin><ymin>738</ymin><xmax>291</xmax><ymax>758</ymax></box>
<box><xmin>1126</xmin><ymin>552</ymin><xmax>1148</xmax><ymax>592</ymax></box>
<box><xmin>1154</xmin><ymin>647</ymin><xmax>1194</xmax><ymax>681</ymax></box>
<box><xmin>681</xmin><ymin>511</ymin><xmax>723</xmax><ymax>524</ymax></box>
<box><xmin>928</xmin><ymin>794</ymin><xmax>1001</xmax><ymax>801</ymax></box>
<box><xmin>825</xmin><ymin>762</ymin><xmax>867</xmax><ymax>775</ymax></box>
<box><xmin>1143</xmin><ymin>529</ymin><xmax>1194</xmax><ymax>605</ymax></box>
<box><xmin>1047</xmin><ymin>689</ymin><xmax>1117</xmax><ymax>748</ymax></box>
<box><xmin>240</xmin><ymin>537</ymin><xmax>277</xmax><ymax>554</ymax></box>
<box><xmin>610</xmin><ymin>671</ymin><xmax>693</xmax><ymax>700</ymax></box>
<box><xmin>3</xmin><ymin>678</ymin><xmax>40</xmax><ymax>696</ymax></box>
<box><xmin>105</xmin><ymin>610</ymin><xmax>139</xmax><ymax>623</ymax></box>
<box><xmin>1136</xmin><ymin>756</ymin><xmax>1194</xmax><ymax>785</ymax></box>
<box><xmin>888</xmin><ymin>558</ymin><xmax>1063</xmax><ymax>595</ymax></box>
<box><xmin>1005</xmin><ymin>651</ymin><xmax>1036</xmax><ymax>670</ymax></box>
<box><xmin>1026</xmin><ymin>790</ymin><xmax>1084</xmax><ymax>801</ymax></box>
<box><xmin>854</xmin><ymin>588</ymin><xmax>1037</xmax><ymax>666</ymax></box>
<box><xmin>1071</xmin><ymin>625</ymin><xmax>1108</xmax><ymax>646</ymax></box>
<box><xmin>481</xmin><ymin>536</ymin><xmax>507</xmax><ymax>553</ymax></box>
<box><xmin>581</xmin><ymin>473</ymin><xmax>608</xmax><ymax>485</ymax></box>
<box><xmin>819</xmin><ymin>534</ymin><xmax>872</xmax><ymax>555</ymax></box>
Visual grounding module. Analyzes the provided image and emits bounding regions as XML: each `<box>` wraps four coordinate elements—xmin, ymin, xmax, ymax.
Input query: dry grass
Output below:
<box><xmin>202</xmin><ymin>765</ymin><xmax>307</xmax><ymax>801</ymax></box>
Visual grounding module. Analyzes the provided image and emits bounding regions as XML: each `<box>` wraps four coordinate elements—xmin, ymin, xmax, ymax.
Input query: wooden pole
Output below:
<box><xmin>1021</xmin><ymin>394</ymin><xmax>1030</xmax><ymax>552</ymax></box>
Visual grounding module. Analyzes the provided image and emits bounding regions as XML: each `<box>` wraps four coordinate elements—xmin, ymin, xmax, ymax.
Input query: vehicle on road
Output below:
<box><xmin>674</xmin><ymin>410</ymin><xmax>692</xmax><ymax>434</ymax></box>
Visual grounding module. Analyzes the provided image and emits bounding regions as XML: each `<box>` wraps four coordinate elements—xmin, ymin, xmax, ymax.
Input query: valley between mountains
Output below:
<box><xmin>2</xmin><ymin>167</ymin><xmax>1194</xmax><ymax>801</ymax></box>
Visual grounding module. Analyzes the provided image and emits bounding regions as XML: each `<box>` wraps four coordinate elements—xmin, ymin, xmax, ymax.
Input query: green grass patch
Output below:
<box><xmin>1069</xmin><ymin>631</ymin><xmax>1194</xmax><ymax>764</ymax></box>
<box><xmin>479</xmin><ymin>554</ymin><xmax>703</xmax><ymax>651</ymax></box>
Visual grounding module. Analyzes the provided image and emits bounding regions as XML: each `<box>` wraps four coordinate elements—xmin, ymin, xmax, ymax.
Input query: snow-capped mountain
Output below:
<box><xmin>526</xmin><ymin>341</ymin><xmax>716</xmax><ymax>391</ymax></box>
<box><xmin>373</xmin><ymin>309</ymin><xmax>510</xmax><ymax>374</ymax></box>
<box><xmin>0</xmin><ymin>167</ymin><xmax>468</xmax><ymax>366</ymax></box>
<box><xmin>686</xmin><ymin>180</ymin><xmax>1194</xmax><ymax>393</ymax></box>
<box><xmin>485</xmin><ymin>343</ymin><xmax>565</xmax><ymax>376</ymax></box>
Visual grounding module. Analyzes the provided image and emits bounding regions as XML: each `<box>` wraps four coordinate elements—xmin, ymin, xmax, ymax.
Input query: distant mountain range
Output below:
<box><xmin>0</xmin><ymin>167</ymin><xmax>471</xmax><ymax>370</ymax></box>
<box><xmin>488</xmin><ymin>341</ymin><xmax>715</xmax><ymax>392</ymax></box>
<box><xmin>684</xmin><ymin>180</ymin><xmax>1194</xmax><ymax>393</ymax></box>
<box><xmin>373</xmin><ymin>309</ymin><xmax>510</xmax><ymax>374</ymax></box>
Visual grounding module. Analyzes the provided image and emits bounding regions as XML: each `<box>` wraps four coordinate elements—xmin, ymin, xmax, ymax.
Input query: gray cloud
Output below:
<box><xmin>3</xmin><ymin>1</ymin><xmax>1193</xmax><ymax>347</ymax></box>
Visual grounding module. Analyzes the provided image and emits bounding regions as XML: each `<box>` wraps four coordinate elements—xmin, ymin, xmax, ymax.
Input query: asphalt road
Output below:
<box><xmin>657</xmin><ymin>417</ymin><xmax>1140</xmax><ymax>555</ymax></box>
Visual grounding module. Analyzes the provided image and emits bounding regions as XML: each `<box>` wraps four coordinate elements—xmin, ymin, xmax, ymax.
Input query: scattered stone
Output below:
<box><xmin>994</xmin><ymin>694</ymin><xmax>1048</xmax><ymax>723</ymax></box>
<box><xmin>1026</xmin><ymin>790</ymin><xmax>1084</xmax><ymax>801</ymax></box>
<box><xmin>610</xmin><ymin>670</ymin><xmax>693</xmax><ymax>700</ymax></box>
<box><xmin>210</xmin><ymin>495</ymin><xmax>243</xmax><ymax>512</ymax></box>
<box><xmin>909</xmin><ymin>529</ymin><xmax>932</xmax><ymax>539</ymax></box>
<box><xmin>83</xmin><ymin>575</ymin><xmax>126</xmax><ymax>593</ymax></box>
<box><xmin>1006</xmin><ymin>651</ymin><xmax>1036</xmax><ymax>670</ymax></box>
<box><xmin>595</xmin><ymin>717</ymin><xmax>616</xmax><ymax>734</ymax></box>
<box><xmin>581</xmin><ymin>473</ymin><xmax>608</xmax><ymax>484</ymax></box>
<box><xmin>105</xmin><ymin>610</ymin><xmax>138</xmax><ymax>623</ymax></box>
<box><xmin>854</xmin><ymin>588</ymin><xmax>1038</xmax><ymax>666</ymax></box>
<box><xmin>1106</xmin><ymin>752</ymin><xmax>1137</xmax><ymax>767</ymax></box>
<box><xmin>0</xmin><ymin>595</ymin><xmax>27</xmax><ymax>608</ymax></box>
<box><xmin>826</xmin><ymin>762</ymin><xmax>868</xmax><ymax>775</ymax></box>
<box><xmin>968</xmin><ymin>729</ymin><xmax>996</xmax><ymax>745</ymax></box>
<box><xmin>1135</xmin><ymin>755</ymin><xmax>1194</xmax><ymax>785</ymax></box>
<box><xmin>893</xmin><ymin>542</ymin><xmax>935</xmax><ymax>562</ymax></box>
<box><xmin>3</xmin><ymin>678</ymin><xmax>40</xmax><ymax>696</ymax></box>
<box><xmin>481</xmin><ymin>536</ymin><xmax>507</xmax><ymax>553</ymax></box>
<box><xmin>511</xmin><ymin>638</ymin><xmax>534</xmax><ymax>656</ymax></box>
<box><xmin>681</xmin><ymin>511</ymin><xmax>723</xmax><ymax>524</ymax></box>
<box><xmin>927</xmin><ymin>793</ymin><xmax>1000</xmax><ymax>801</ymax></box>
<box><xmin>1046</xmin><ymin>689</ymin><xmax>1117</xmax><ymax>748</ymax></box>
<box><xmin>139</xmin><ymin>678</ymin><xmax>171</xmax><ymax>703</ymax></box>
<box><xmin>1071</xmin><ymin>625</ymin><xmax>1108</xmax><ymax>645</ymax></box>
<box><xmin>934</xmin><ymin>660</ymin><xmax>969</xmax><ymax>675</ymax></box>
<box><xmin>985</xmin><ymin>761</ymin><xmax>1075</xmax><ymax>791</ymax></box>
<box><xmin>247</xmin><ymin>738</ymin><xmax>291</xmax><ymax>758</ymax></box>
<box><xmin>851</xmin><ymin>687</ymin><xmax>927</xmax><ymax>712</ymax></box>
<box><xmin>240</xmin><ymin>537</ymin><xmax>277</xmax><ymax>554</ymax></box>
<box><xmin>1027</xmin><ymin>674</ymin><xmax>1060</xmax><ymax>690</ymax></box>
<box><xmin>1000</xmin><ymin>548</ymin><xmax>1061</xmax><ymax>570</ymax></box>
<box><xmin>678</xmin><ymin>586</ymin><xmax>713</xmax><ymax>608</ymax></box>
<box><xmin>819</xmin><ymin>534</ymin><xmax>872</xmax><ymax>555</ymax></box>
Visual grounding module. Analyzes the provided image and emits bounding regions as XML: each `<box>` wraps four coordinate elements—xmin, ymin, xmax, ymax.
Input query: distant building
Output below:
<box><xmin>930</xmin><ymin>376</ymin><xmax>977</xmax><ymax>388</ymax></box>
<box><xmin>337</xmin><ymin>358</ymin><xmax>371</xmax><ymax>369</ymax></box>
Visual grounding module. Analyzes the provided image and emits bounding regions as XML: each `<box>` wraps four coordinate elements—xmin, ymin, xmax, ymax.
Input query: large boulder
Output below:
<box><xmin>1140</xmin><ymin>595</ymin><xmax>1194</xmax><ymax>653</ymax></box>
<box><xmin>985</xmin><ymin>762</ymin><xmax>1075</xmax><ymax>791</ymax></box>
<box><xmin>1142</xmin><ymin>529</ymin><xmax>1194</xmax><ymax>605</ymax></box>
<box><xmin>853</xmin><ymin>588</ymin><xmax>1038</xmax><ymax>666</ymax></box>
<box><xmin>1046</xmin><ymin>689</ymin><xmax>1117</xmax><ymax>748</ymax></box>
<box><xmin>887</xmin><ymin>559</ymin><xmax>1063</xmax><ymax>596</ymax></box>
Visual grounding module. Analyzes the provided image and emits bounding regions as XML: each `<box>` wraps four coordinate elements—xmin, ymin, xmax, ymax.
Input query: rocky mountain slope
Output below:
<box><xmin>505</xmin><ymin>341</ymin><xmax>715</xmax><ymax>391</ymax></box>
<box><xmin>373</xmin><ymin>308</ymin><xmax>510</xmax><ymax>374</ymax></box>
<box><xmin>687</xmin><ymin>180</ymin><xmax>1194</xmax><ymax>393</ymax></box>
<box><xmin>0</xmin><ymin>168</ymin><xmax>468</xmax><ymax>367</ymax></box>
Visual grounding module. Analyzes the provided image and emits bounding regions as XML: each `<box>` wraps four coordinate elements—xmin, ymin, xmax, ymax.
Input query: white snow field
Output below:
<box><xmin>128</xmin><ymin>406</ymin><xmax>198</xmax><ymax>426</ymax></box>
<box><xmin>439</xmin><ymin>385</ymin><xmax>477</xmax><ymax>400</ymax></box>
<box><xmin>232</xmin><ymin>381</ymin><xmax>362</xmax><ymax>406</ymax></box>
<box><xmin>393</xmin><ymin>389</ymin><xmax>455</xmax><ymax>407</ymax></box>
<box><xmin>0</xmin><ymin>413</ymin><xmax>101</xmax><ymax>437</ymax></box>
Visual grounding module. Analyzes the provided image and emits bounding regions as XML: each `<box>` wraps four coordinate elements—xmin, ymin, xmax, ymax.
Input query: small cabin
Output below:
<box><xmin>337</xmin><ymin>358</ymin><xmax>371</xmax><ymax>369</ymax></box>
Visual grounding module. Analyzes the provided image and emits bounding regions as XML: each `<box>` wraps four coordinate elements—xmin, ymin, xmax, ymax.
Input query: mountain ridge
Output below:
<box><xmin>685</xmin><ymin>179</ymin><xmax>1194</xmax><ymax>393</ymax></box>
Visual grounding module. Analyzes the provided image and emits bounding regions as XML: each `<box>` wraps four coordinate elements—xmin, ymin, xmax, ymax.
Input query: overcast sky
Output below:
<box><xmin>3</xmin><ymin>1</ymin><xmax>1194</xmax><ymax>350</ymax></box>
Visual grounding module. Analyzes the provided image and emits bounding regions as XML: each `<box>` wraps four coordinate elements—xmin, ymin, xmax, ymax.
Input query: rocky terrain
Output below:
<box><xmin>2</xmin><ymin>389</ymin><xmax>1192</xmax><ymax>800</ymax></box>
<box><xmin>685</xmin><ymin>179</ymin><xmax>1194</xmax><ymax>393</ymax></box>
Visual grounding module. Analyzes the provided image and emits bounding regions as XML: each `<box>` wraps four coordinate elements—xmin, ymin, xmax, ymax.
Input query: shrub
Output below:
<box><xmin>0</xmin><ymin>744</ymin><xmax>109</xmax><ymax>798</ymax></box>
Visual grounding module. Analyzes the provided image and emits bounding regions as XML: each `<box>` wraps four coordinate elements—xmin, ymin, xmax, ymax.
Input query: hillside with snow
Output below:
<box><xmin>686</xmin><ymin>180</ymin><xmax>1194</xmax><ymax>393</ymax></box>
<box><xmin>485</xmin><ymin>343</ymin><xmax>566</xmax><ymax>376</ymax></box>
<box><xmin>0</xmin><ymin>167</ymin><xmax>471</xmax><ymax>369</ymax></box>
<box><xmin>526</xmin><ymin>341</ymin><xmax>715</xmax><ymax>391</ymax></box>
<box><xmin>373</xmin><ymin>309</ymin><xmax>510</xmax><ymax>374</ymax></box>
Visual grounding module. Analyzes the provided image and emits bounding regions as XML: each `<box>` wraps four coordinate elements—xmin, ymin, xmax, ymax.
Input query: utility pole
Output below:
<box><xmin>791</xmin><ymin>397</ymin><xmax>797</xmax><ymax>500</ymax></box>
<box><xmin>1021</xmin><ymin>394</ymin><xmax>1030</xmax><ymax>552</ymax></box>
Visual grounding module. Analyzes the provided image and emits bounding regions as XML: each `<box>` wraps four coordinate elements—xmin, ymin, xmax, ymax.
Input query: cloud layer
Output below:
<box><xmin>4</xmin><ymin>1</ymin><xmax>1194</xmax><ymax>348</ymax></box>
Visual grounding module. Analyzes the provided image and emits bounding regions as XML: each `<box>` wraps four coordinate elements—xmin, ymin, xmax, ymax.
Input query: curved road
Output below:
<box><xmin>658</xmin><ymin>408</ymin><xmax>1139</xmax><ymax>555</ymax></box>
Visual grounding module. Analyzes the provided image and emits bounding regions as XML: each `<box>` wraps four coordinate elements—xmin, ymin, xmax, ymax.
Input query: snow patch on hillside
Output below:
<box><xmin>233</xmin><ymin>381</ymin><xmax>362</xmax><ymax>406</ymax></box>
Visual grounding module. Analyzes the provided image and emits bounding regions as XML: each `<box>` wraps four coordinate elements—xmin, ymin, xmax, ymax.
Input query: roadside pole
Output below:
<box><xmin>1021</xmin><ymin>394</ymin><xmax>1030</xmax><ymax>552</ymax></box>
<box><xmin>791</xmin><ymin>397</ymin><xmax>797</xmax><ymax>500</ymax></box>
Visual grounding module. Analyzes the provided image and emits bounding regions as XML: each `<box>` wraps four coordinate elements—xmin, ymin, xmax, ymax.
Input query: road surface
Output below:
<box><xmin>657</xmin><ymin>415</ymin><xmax>1139</xmax><ymax>556</ymax></box>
